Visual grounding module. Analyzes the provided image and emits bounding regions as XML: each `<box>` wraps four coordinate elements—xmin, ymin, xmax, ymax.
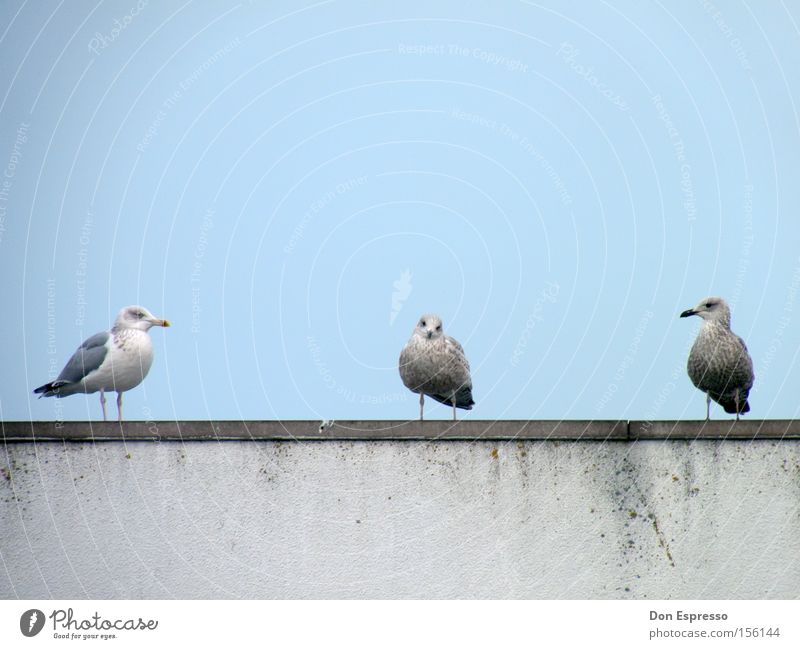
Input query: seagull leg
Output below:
<box><xmin>117</xmin><ymin>393</ymin><xmax>123</xmax><ymax>422</ymax></box>
<box><xmin>419</xmin><ymin>393</ymin><xmax>424</xmax><ymax>421</ymax></box>
<box><xmin>452</xmin><ymin>397</ymin><xmax>457</xmax><ymax>421</ymax></box>
<box><xmin>100</xmin><ymin>390</ymin><xmax>107</xmax><ymax>422</ymax></box>
<box><xmin>705</xmin><ymin>394</ymin><xmax>711</xmax><ymax>421</ymax></box>
<box><xmin>734</xmin><ymin>393</ymin><xmax>740</xmax><ymax>421</ymax></box>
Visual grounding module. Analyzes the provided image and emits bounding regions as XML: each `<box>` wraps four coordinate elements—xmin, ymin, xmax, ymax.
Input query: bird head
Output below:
<box><xmin>414</xmin><ymin>314</ymin><xmax>444</xmax><ymax>341</ymax></box>
<box><xmin>115</xmin><ymin>305</ymin><xmax>171</xmax><ymax>331</ymax></box>
<box><xmin>680</xmin><ymin>296</ymin><xmax>731</xmax><ymax>327</ymax></box>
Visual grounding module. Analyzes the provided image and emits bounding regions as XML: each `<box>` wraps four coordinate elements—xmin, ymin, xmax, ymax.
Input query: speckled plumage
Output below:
<box><xmin>34</xmin><ymin>305</ymin><xmax>170</xmax><ymax>421</ymax></box>
<box><xmin>399</xmin><ymin>314</ymin><xmax>474</xmax><ymax>420</ymax></box>
<box><xmin>681</xmin><ymin>296</ymin><xmax>753</xmax><ymax>419</ymax></box>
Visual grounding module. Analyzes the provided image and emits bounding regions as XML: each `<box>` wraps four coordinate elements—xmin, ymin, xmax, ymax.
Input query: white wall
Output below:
<box><xmin>1</xmin><ymin>439</ymin><xmax>798</xmax><ymax>598</ymax></box>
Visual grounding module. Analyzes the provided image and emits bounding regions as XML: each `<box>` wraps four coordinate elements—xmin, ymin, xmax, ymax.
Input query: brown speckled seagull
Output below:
<box><xmin>399</xmin><ymin>314</ymin><xmax>474</xmax><ymax>421</ymax></box>
<box><xmin>680</xmin><ymin>296</ymin><xmax>754</xmax><ymax>420</ymax></box>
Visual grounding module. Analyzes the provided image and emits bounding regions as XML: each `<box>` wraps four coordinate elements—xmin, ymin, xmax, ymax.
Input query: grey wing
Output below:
<box><xmin>56</xmin><ymin>331</ymin><xmax>110</xmax><ymax>384</ymax></box>
<box><xmin>430</xmin><ymin>337</ymin><xmax>474</xmax><ymax>409</ymax></box>
<box><xmin>734</xmin><ymin>334</ymin><xmax>755</xmax><ymax>388</ymax></box>
<box><xmin>736</xmin><ymin>336</ymin><xmax>752</xmax><ymax>363</ymax></box>
<box><xmin>446</xmin><ymin>336</ymin><xmax>470</xmax><ymax>372</ymax></box>
<box><xmin>446</xmin><ymin>335</ymin><xmax>465</xmax><ymax>355</ymax></box>
<box><xmin>444</xmin><ymin>336</ymin><xmax>473</xmax><ymax>392</ymax></box>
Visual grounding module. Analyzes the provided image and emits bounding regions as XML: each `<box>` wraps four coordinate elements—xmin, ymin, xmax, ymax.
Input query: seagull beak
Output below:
<box><xmin>150</xmin><ymin>318</ymin><xmax>170</xmax><ymax>327</ymax></box>
<box><xmin>679</xmin><ymin>308</ymin><xmax>695</xmax><ymax>318</ymax></box>
<box><xmin>426</xmin><ymin>330</ymin><xmax>432</xmax><ymax>339</ymax></box>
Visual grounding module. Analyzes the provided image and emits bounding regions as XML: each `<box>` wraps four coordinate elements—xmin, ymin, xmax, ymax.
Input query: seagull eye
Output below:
<box><xmin>436</xmin><ymin>325</ymin><xmax>441</xmax><ymax>331</ymax></box>
<box><xmin>421</xmin><ymin>320</ymin><xmax>426</xmax><ymax>327</ymax></box>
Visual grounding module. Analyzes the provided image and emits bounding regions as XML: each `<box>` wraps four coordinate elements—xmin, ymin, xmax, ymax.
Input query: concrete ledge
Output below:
<box><xmin>630</xmin><ymin>419</ymin><xmax>800</xmax><ymax>440</ymax></box>
<box><xmin>1</xmin><ymin>419</ymin><xmax>799</xmax><ymax>442</ymax></box>
<box><xmin>3</xmin><ymin>435</ymin><xmax>799</xmax><ymax>598</ymax></box>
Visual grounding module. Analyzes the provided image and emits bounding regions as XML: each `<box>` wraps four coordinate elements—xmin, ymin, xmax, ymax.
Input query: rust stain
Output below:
<box><xmin>490</xmin><ymin>448</ymin><xmax>499</xmax><ymax>459</ymax></box>
<box><xmin>650</xmin><ymin>514</ymin><xmax>675</xmax><ymax>567</ymax></box>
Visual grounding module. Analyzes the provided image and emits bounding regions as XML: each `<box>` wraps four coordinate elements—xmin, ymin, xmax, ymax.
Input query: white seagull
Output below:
<box><xmin>34</xmin><ymin>305</ymin><xmax>170</xmax><ymax>421</ymax></box>
<box><xmin>680</xmin><ymin>296</ymin><xmax>754</xmax><ymax>420</ymax></box>
<box><xmin>399</xmin><ymin>314</ymin><xmax>474</xmax><ymax>421</ymax></box>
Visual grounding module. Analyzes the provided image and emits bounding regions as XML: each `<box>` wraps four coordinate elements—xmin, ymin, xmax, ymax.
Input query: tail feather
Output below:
<box><xmin>721</xmin><ymin>399</ymin><xmax>750</xmax><ymax>415</ymax></box>
<box><xmin>714</xmin><ymin>393</ymin><xmax>750</xmax><ymax>415</ymax></box>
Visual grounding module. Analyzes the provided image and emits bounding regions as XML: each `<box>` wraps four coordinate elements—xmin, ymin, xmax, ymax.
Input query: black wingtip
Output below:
<box><xmin>426</xmin><ymin>391</ymin><xmax>475</xmax><ymax>410</ymax></box>
<box><xmin>33</xmin><ymin>380</ymin><xmax>69</xmax><ymax>398</ymax></box>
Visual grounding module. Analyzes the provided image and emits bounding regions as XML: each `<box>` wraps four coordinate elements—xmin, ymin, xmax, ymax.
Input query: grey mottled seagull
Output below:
<box><xmin>680</xmin><ymin>296</ymin><xmax>753</xmax><ymax>420</ymax></box>
<box><xmin>399</xmin><ymin>314</ymin><xmax>474</xmax><ymax>421</ymax></box>
<box><xmin>34</xmin><ymin>305</ymin><xmax>170</xmax><ymax>421</ymax></box>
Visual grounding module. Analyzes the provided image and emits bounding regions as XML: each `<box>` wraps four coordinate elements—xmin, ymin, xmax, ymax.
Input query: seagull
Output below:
<box><xmin>399</xmin><ymin>314</ymin><xmax>474</xmax><ymax>421</ymax></box>
<box><xmin>34</xmin><ymin>305</ymin><xmax>170</xmax><ymax>421</ymax></box>
<box><xmin>680</xmin><ymin>296</ymin><xmax>754</xmax><ymax>420</ymax></box>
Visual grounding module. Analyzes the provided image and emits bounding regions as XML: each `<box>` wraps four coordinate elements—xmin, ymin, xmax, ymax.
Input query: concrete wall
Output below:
<box><xmin>1</xmin><ymin>423</ymin><xmax>799</xmax><ymax>598</ymax></box>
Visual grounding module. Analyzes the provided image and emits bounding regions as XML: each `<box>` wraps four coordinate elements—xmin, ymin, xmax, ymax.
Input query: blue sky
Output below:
<box><xmin>1</xmin><ymin>1</ymin><xmax>799</xmax><ymax>422</ymax></box>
